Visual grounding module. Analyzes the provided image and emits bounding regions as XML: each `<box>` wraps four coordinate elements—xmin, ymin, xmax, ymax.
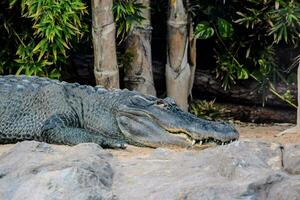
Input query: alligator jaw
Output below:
<box><xmin>166</xmin><ymin>129</ymin><xmax>237</xmax><ymax>147</ymax></box>
<box><xmin>117</xmin><ymin>97</ymin><xmax>239</xmax><ymax>148</ymax></box>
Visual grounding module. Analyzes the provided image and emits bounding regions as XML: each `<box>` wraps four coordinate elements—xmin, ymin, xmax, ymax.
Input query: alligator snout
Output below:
<box><xmin>117</xmin><ymin>95</ymin><xmax>239</xmax><ymax>148</ymax></box>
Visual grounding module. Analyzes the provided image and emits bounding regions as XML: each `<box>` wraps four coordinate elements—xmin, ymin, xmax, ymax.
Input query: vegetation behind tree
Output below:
<box><xmin>192</xmin><ymin>0</ymin><xmax>300</xmax><ymax>104</ymax></box>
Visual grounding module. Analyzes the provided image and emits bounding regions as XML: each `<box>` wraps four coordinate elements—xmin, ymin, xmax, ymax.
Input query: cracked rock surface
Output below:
<box><xmin>112</xmin><ymin>140</ymin><xmax>300</xmax><ymax>200</ymax></box>
<box><xmin>0</xmin><ymin>141</ymin><xmax>116</xmax><ymax>200</ymax></box>
<box><xmin>1</xmin><ymin>140</ymin><xmax>300</xmax><ymax>200</ymax></box>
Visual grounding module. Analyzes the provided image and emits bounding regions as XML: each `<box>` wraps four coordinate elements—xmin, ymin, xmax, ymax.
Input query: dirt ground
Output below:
<box><xmin>236</xmin><ymin>122</ymin><xmax>300</xmax><ymax>144</ymax></box>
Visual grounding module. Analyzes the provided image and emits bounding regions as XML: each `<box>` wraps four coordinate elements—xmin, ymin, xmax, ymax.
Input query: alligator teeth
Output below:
<box><xmin>222</xmin><ymin>142</ymin><xmax>224</xmax><ymax>145</ymax></box>
<box><xmin>199</xmin><ymin>140</ymin><xmax>203</xmax><ymax>145</ymax></box>
<box><xmin>192</xmin><ymin>140</ymin><xmax>196</xmax><ymax>146</ymax></box>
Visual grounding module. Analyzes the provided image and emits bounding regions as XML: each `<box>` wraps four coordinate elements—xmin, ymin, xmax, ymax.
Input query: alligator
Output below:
<box><xmin>0</xmin><ymin>75</ymin><xmax>239</xmax><ymax>149</ymax></box>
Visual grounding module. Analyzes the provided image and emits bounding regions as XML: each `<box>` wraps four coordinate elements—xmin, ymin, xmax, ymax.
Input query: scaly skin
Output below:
<box><xmin>0</xmin><ymin>75</ymin><xmax>239</xmax><ymax>149</ymax></box>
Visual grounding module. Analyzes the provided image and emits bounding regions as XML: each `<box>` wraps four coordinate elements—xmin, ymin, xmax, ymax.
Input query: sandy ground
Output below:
<box><xmin>237</xmin><ymin>122</ymin><xmax>300</xmax><ymax>144</ymax></box>
<box><xmin>1</xmin><ymin>123</ymin><xmax>300</xmax><ymax>159</ymax></box>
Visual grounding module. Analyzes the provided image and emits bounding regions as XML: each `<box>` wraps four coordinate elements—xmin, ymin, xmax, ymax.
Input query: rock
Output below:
<box><xmin>1</xmin><ymin>140</ymin><xmax>300</xmax><ymax>200</ymax></box>
<box><xmin>242</xmin><ymin>172</ymin><xmax>300</xmax><ymax>200</ymax></box>
<box><xmin>283</xmin><ymin>144</ymin><xmax>300</xmax><ymax>175</ymax></box>
<box><xmin>0</xmin><ymin>141</ymin><xmax>116</xmax><ymax>200</ymax></box>
<box><xmin>112</xmin><ymin>140</ymin><xmax>300</xmax><ymax>200</ymax></box>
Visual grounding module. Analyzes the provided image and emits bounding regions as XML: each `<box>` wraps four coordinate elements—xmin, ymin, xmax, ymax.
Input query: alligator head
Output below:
<box><xmin>116</xmin><ymin>94</ymin><xmax>239</xmax><ymax>148</ymax></box>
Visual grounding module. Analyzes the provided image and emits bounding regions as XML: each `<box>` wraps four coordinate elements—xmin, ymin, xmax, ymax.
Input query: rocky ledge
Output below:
<box><xmin>0</xmin><ymin>140</ymin><xmax>300</xmax><ymax>200</ymax></box>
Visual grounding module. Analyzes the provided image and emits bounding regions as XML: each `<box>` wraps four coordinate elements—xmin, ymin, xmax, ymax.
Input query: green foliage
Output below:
<box><xmin>113</xmin><ymin>0</ymin><xmax>146</xmax><ymax>42</ymax></box>
<box><xmin>282</xmin><ymin>90</ymin><xmax>294</xmax><ymax>103</ymax></box>
<box><xmin>215</xmin><ymin>54</ymin><xmax>249</xmax><ymax>90</ymax></box>
<box><xmin>191</xmin><ymin>0</ymin><xmax>300</xmax><ymax>105</ymax></box>
<box><xmin>194</xmin><ymin>18</ymin><xmax>233</xmax><ymax>40</ymax></box>
<box><xmin>1</xmin><ymin>0</ymin><xmax>87</xmax><ymax>78</ymax></box>
<box><xmin>235</xmin><ymin>0</ymin><xmax>300</xmax><ymax>45</ymax></box>
<box><xmin>217</xmin><ymin>18</ymin><xmax>234</xmax><ymax>38</ymax></box>
<box><xmin>194</xmin><ymin>23</ymin><xmax>214</xmax><ymax>39</ymax></box>
<box><xmin>189</xmin><ymin>100</ymin><xmax>230</xmax><ymax>121</ymax></box>
<box><xmin>0</xmin><ymin>0</ymin><xmax>145</xmax><ymax>78</ymax></box>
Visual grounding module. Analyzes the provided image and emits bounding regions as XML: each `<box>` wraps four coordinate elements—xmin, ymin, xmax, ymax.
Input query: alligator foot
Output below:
<box><xmin>41</xmin><ymin>127</ymin><xmax>127</xmax><ymax>149</ymax></box>
<box><xmin>100</xmin><ymin>140</ymin><xmax>127</xmax><ymax>149</ymax></box>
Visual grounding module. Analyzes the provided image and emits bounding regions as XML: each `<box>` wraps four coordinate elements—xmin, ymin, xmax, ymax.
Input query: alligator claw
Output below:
<box><xmin>118</xmin><ymin>143</ymin><xmax>127</xmax><ymax>149</ymax></box>
<box><xmin>108</xmin><ymin>142</ymin><xmax>127</xmax><ymax>149</ymax></box>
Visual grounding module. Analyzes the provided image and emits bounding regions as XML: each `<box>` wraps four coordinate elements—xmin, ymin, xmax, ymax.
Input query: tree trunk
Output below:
<box><xmin>166</xmin><ymin>0</ymin><xmax>190</xmax><ymax>111</ymax></box>
<box><xmin>91</xmin><ymin>0</ymin><xmax>119</xmax><ymax>88</ymax></box>
<box><xmin>188</xmin><ymin>14</ymin><xmax>196</xmax><ymax>98</ymax></box>
<box><xmin>124</xmin><ymin>0</ymin><xmax>156</xmax><ymax>96</ymax></box>
<box><xmin>186</xmin><ymin>0</ymin><xmax>196</xmax><ymax>98</ymax></box>
<box><xmin>297</xmin><ymin>63</ymin><xmax>299</xmax><ymax>125</ymax></box>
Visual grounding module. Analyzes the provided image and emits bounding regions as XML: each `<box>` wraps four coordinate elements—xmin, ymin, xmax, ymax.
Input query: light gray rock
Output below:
<box><xmin>112</xmin><ymin>140</ymin><xmax>300</xmax><ymax>200</ymax></box>
<box><xmin>1</xmin><ymin>140</ymin><xmax>300</xmax><ymax>200</ymax></box>
<box><xmin>242</xmin><ymin>172</ymin><xmax>300</xmax><ymax>200</ymax></box>
<box><xmin>0</xmin><ymin>141</ymin><xmax>116</xmax><ymax>200</ymax></box>
<box><xmin>284</xmin><ymin>144</ymin><xmax>300</xmax><ymax>175</ymax></box>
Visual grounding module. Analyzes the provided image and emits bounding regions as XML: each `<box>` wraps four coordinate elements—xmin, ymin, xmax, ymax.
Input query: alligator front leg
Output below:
<box><xmin>41</xmin><ymin>114</ymin><xmax>126</xmax><ymax>149</ymax></box>
<box><xmin>41</xmin><ymin>127</ymin><xmax>126</xmax><ymax>149</ymax></box>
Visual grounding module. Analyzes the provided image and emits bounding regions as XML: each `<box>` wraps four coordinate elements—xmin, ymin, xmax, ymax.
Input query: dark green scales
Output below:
<box><xmin>0</xmin><ymin>75</ymin><xmax>239</xmax><ymax>148</ymax></box>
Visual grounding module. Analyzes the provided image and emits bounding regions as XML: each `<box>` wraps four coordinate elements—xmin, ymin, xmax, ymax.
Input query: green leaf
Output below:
<box><xmin>194</xmin><ymin>23</ymin><xmax>215</xmax><ymax>39</ymax></box>
<box><xmin>32</xmin><ymin>39</ymin><xmax>44</xmax><ymax>53</ymax></box>
<box><xmin>16</xmin><ymin>66</ymin><xmax>25</xmax><ymax>75</ymax></box>
<box><xmin>217</xmin><ymin>18</ymin><xmax>234</xmax><ymax>38</ymax></box>
<box><xmin>237</xmin><ymin>68</ymin><xmax>249</xmax><ymax>79</ymax></box>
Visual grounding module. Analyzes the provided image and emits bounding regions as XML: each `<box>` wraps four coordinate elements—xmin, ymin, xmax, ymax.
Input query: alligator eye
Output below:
<box><xmin>156</xmin><ymin>99</ymin><xmax>167</xmax><ymax>108</ymax></box>
<box><xmin>130</xmin><ymin>95</ymin><xmax>153</xmax><ymax>107</ymax></box>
